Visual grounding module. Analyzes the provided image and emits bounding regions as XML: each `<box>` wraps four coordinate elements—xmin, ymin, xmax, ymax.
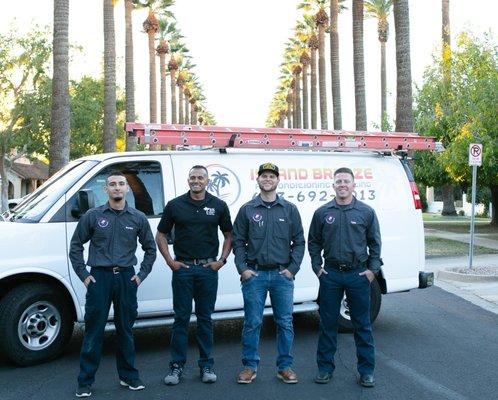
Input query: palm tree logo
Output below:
<box><xmin>207</xmin><ymin>170</ymin><xmax>230</xmax><ymax>197</ymax></box>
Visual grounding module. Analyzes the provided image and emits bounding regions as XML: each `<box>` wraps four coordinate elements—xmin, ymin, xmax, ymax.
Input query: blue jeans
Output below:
<box><xmin>316</xmin><ymin>268</ymin><xmax>375</xmax><ymax>376</ymax></box>
<box><xmin>241</xmin><ymin>269</ymin><xmax>294</xmax><ymax>371</ymax></box>
<box><xmin>170</xmin><ymin>264</ymin><xmax>218</xmax><ymax>369</ymax></box>
<box><xmin>78</xmin><ymin>268</ymin><xmax>139</xmax><ymax>387</ymax></box>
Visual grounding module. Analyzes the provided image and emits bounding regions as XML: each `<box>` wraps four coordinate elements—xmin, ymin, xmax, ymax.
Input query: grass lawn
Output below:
<box><xmin>425</xmin><ymin>237</ymin><xmax>498</xmax><ymax>257</ymax></box>
<box><xmin>423</xmin><ymin>213</ymin><xmax>498</xmax><ymax>236</ymax></box>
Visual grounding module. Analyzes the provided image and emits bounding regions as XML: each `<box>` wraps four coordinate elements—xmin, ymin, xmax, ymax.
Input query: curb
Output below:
<box><xmin>437</xmin><ymin>270</ymin><xmax>498</xmax><ymax>283</ymax></box>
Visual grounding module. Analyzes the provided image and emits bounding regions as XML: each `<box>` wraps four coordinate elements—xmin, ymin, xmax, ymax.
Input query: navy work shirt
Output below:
<box><xmin>233</xmin><ymin>195</ymin><xmax>305</xmax><ymax>275</ymax></box>
<box><xmin>69</xmin><ymin>202</ymin><xmax>157</xmax><ymax>282</ymax></box>
<box><xmin>157</xmin><ymin>191</ymin><xmax>233</xmax><ymax>259</ymax></box>
<box><xmin>308</xmin><ymin>197</ymin><xmax>383</xmax><ymax>274</ymax></box>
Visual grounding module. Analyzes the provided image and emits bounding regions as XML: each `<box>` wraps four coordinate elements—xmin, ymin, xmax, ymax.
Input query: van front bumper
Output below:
<box><xmin>419</xmin><ymin>271</ymin><xmax>434</xmax><ymax>288</ymax></box>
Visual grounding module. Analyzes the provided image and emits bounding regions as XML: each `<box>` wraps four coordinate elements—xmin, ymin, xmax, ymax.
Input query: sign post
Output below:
<box><xmin>468</xmin><ymin>143</ymin><xmax>482</xmax><ymax>269</ymax></box>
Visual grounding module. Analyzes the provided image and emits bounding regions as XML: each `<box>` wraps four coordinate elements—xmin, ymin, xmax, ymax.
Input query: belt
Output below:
<box><xmin>93</xmin><ymin>266</ymin><xmax>131</xmax><ymax>274</ymax></box>
<box><xmin>325</xmin><ymin>261</ymin><xmax>364</xmax><ymax>272</ymax></box>
<box><xmin>177</xmin><ymin>258</ymin><xmax>216</xmax><ymax>265</ymax></box>
<box><xmin>248</xmin><ymin>262</ymin><xmax>286</xmax><ymax>271</ymax></box>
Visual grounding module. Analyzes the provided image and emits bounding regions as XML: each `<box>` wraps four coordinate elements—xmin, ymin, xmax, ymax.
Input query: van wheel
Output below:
<box><xmin>0</xmin><ymin>282</ymin><xmax>74</xmax><ymax>366</ymax></box>
<box><xmin>338</xmin><ymin>278</ymin><xmax>382</xmax><ymax>333</ymax></box>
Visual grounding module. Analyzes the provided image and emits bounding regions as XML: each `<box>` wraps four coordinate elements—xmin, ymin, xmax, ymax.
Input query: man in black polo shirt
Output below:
<box><xmin>70</xmin><ymin>172</ymin><xmax>156</xmax><ymax>397</ymax></box>
<box><xmin>156</xmin><ymin>165</ymin><xmax>232</xmax><ymax>385</ymax></box>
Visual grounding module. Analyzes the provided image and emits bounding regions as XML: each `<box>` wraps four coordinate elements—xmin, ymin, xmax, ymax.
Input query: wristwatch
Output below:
<box><xmin>218</xmin><ymin>256</ymin><xmax>227</xmax><ymax>265</ymax></box>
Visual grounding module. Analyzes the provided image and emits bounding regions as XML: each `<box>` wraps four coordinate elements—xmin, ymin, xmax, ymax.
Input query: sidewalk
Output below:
<box><xmin>424</xmin><ymin>228</ymin><xmax>498</xmax><ymax>315</ymax></box>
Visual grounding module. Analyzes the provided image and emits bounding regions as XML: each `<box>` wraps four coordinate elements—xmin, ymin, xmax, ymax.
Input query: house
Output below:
<box><xmin>0</xmin><ymin>159</ymin><xmax>48</xmax><ymax>199</ymax></box>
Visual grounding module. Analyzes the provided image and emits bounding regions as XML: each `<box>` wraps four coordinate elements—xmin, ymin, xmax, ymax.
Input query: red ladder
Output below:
<box><xmin>125</xmin><ymin>123</ymin><xmax>436</xmax><ymax>151</ymax></box>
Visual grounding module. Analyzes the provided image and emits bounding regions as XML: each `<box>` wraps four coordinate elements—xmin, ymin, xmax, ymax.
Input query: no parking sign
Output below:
<box><xmin>468</xmin><ymin>143</ymin><xmax>482</xmax><ymax>166</ymax></box>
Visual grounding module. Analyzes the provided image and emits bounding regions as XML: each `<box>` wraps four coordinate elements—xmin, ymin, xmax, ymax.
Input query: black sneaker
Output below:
<box><xmin>120</xmin><ymin>378</ymin><xmax>145</xmax><ymax>390</ymax></box>
<box><xmin>314</xmin><ymin>371</ymin><xmax>333</xmax><ymax>384</ymax></box>
<box><xmin>164</xmin><ymin>363</ymin><xmax>183</xmax><ymax>385</ymax></box>
<box><xmin>75</xmin><ymin>385</ymin><xmax>92</xmax><ymax>397</ymax></box>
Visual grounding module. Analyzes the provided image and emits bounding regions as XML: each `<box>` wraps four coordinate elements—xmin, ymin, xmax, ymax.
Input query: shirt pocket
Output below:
<box><xmin>273</xmin><ymin>219</ymin><xmax>290</xmax><ymax>240</ymax></box>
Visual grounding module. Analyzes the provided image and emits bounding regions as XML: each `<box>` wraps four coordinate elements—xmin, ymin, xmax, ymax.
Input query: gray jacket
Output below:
<box><xmin>233</xmin><ymin>195</ymin><xmax>305</xmax><ymax>275</ymax></box>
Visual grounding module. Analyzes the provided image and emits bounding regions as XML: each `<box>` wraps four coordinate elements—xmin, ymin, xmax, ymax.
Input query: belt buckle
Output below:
<box><xmin>338</xmin><ymin>263</ymin><xmax>349</xmax><ymax>272</ymax></box>
<box><xmin>193</xmin><ymin>259</ymin><xmax>200</xmax><ymax>265</ymax></box>
<box><xmin>112</xmin><ymin>267</ymin><xmax>120</xmax><ymax>274</ymax></box>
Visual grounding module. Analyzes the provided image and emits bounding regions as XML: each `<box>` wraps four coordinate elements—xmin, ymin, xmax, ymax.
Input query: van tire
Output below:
<box><xmin>338</xmin><ymin>278</ymin><xmax>382</xmax><ymax>333</ymax></box>
<box><xmin>0</xmin><ymin>282</ymin><xmax>74</xmax><ymax>366</ymax></box>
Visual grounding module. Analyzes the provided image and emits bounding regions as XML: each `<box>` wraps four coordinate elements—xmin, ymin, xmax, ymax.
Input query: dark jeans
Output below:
<box><xmin>170</xmin><ymin>264</ymin><xmax>218</xmax><ymax>369</ymax></box>
<box><xmin>317</xmin><ymin>268</ymin><xmax>375</xmax><ymax>376</ymax></box>
<box><xmin>78</xmin><ymin>268</ymin><xmax>139</xmax><ymax>387</ymax></box>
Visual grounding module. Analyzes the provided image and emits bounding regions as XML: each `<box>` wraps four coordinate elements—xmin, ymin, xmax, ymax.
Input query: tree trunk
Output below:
<box><xmin>124</xmin><ymin>0</ymin><xmax>136</xmax><ymax>151</ymax></box>
<box><xmin>490</xmin><ymin>185</ymin><xmax>498</xmax><ymax>226</ymax></box>
<box><xmin>170</xmin><ymin>71</ymin><xmax>177</xmax><ymax>124</ymax></box>
<box><xmin>159</xmin><ymin>53</ymin><xmax>167</xmax><ymax>123</ymax></box>
<box><xmin>148</xmin><ymin>33</ymin><xmax>157</xmax><ymax>123</ymax></box>
<box><xmin>310</xmin><ymin>48</ymin><xmax>317</xmax><ymax>129</ymax></box>
<box><xmin>381</xmin><ymin>40</ymin><xmax>387</xmax><ymax>130</ymax></box>
<box><xmin>191</xmin><ymin>105</ymin><xmax>197</xmax><ymax>125</ymax></box>
<box><xmin>0</xmin><ymin>146</ymin><xmax>9</xmax><ymax>212</ymax></box>
<box><xmin>103</xmin><ymin>0</ymin><xmax>116</xmax><ymax>153</ymax></box>
<box><xmin>353</xmin><ymin>0</ymin><xmax>367</xmax><ymax>131</ymax></box>
<box><xmin>394</xmin><ymin>0</ymin><xmax>413</xmax><ymax>132</ymax></box>
<box><xmin>318</xmin><ymin>25</ymin><xmax>328</xmax><ymax>129</ymax></box>
<box><xmin>49</xmin><ymin>0</ymin><xmax>70</xmax><ymax>175</ymax></box>
<box><xmin>442</xmin><ymin>0</ymin><xmax>450</xmax><ymax>49</ymax></box>
<box><xmin>302</xmin><ymin>64</ymin><xmax>309</xmax><ymax>129</ymax></box>
<box><xmin>287</xmin><ymin>99</ymin><xmax>292</xmax><ymax>129</ymax></box>
<box><xmin>184</xmin><ymin>97</ymin><xmax>190</xmax><ymax>125</ymax></box>
<box><xmin>330</xmin><ymin>0</ymin><xmax>342</xmax><ymax>129</ymax></box>
<box><xmin>295</xmin><ymin>75</ymin><xmax>302</xmax><ymax>129</ymax></box>
<box><xmin>178</xmin><ymin>87</ymin><xmax>184</xmax><ymax>124</ymax></box>
<box><xmin>441</xmin><ymin>184</ymin><xmax>457</xmax><ymax>215</ymax></box>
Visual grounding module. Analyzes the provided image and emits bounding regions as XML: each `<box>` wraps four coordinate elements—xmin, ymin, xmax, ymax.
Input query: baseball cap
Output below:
<box><xmin>258</xmin><ymin>162</ymin><xmax>279</xmax><ymax>176</ymax></box>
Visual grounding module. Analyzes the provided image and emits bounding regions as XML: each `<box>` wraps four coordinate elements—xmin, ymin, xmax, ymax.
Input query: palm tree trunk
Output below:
<box><xmin>302</xmin><ymin>64</ymin><xmax>309</xmax><ymax>129</ymax></box>
<box><xmin>148</xmin><ymin>33</ymin><xmax>157</xmax><ymax>123</ymax></box>
<box><xmin>171</xmin><ymin>71</ymin><xmax>177</xmax><ymax>123</ymax></box>
<box><xmin>292</xmin><ymin>87</ymin><xmax>298</xmax><ymax>129</ymax></box>
<box><xmin>184</xmin><ymin>96</ymin><xmax>190</xmax><ymax>124</ymax></box>
<box><xmin>103</xmin><ymin>0</ymin><xmax>116</xmax><ymax>153</ymax></box>
<box><xmin>287</xmin><ymin>98</ymin><xmax>293</xmax><ymax>129</ymax></box>
<box><xmin>295</xmin><ymin>75</ymin><xmax>302</xmax><ymax>128</ymax></box>
<box><xmin>191</xmin><ymin>106</ymin><xmax>197</xmax><ymax>124</ymax></box>
<box><xmin>124</xmin><ymin>0</ymin><xmax>136</xmax><ymax>151</ymax></box>
<box><xmin>318</xmin><ymin>25</ymin><xmax>328</xmax><ymax>129</ymax></box>
<box><xmin>49</xmin><ymin>0</ymin><xmax>70</xmax><ymax>175</ymax></box>
<box><xmin>353</xmin><ymin>0</ymin><xmax>367</xmax><ymax>131</ymax></box>
<box><xmin>393</xmin><ymin>0</ymin><xmax>413</xmax><ymax>132</ymax></box>
<box><xmin>159</xmin><ymin>54</ymin><xmax>167</xmax><ymax>123</ymax></box>
<box><xmin>330</xmin><ymin>0</ymin><xmax>342</xmax><ymax>129</ymax></box>
<box><xmin>381</xmin><ymin>40</ymin><xmax>387</xmax><ymax>130</ymax></box>
<box><xmin>178</xmin><ymin>88</ymin><xmax>184</xmax><ymax>124</ymax></box>
<box><xmin>310</xmin><ymin>48</ymin><xmax>317</xmax><ymax>129</ymax></box>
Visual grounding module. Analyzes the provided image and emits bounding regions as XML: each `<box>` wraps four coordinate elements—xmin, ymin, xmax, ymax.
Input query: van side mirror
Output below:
<box><xmin>71</xmin><ymin>189</ymin><xmax>95</xmax><ymax>218</ymax></box>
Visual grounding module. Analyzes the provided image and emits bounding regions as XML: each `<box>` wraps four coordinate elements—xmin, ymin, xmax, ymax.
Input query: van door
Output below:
<box><xmin>62</xmin><ymin>158</ymin><xmax>175</xmax><ymax>319</ymax></box>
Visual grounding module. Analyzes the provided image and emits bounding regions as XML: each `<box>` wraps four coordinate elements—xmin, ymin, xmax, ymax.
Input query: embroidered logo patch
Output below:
<box><xmin>325</xmin><ymin>214</ymin><xmax>335</xmax><ymax>224</ymax></box>
<box><xmin>98</xmin><ymin>217</ymin><xmax>109</xmax><ymax>228</ymax></box>
<box><xmin>204</xmin><ymin>207</ymin><xmax>216</xmax><ymax>216</ymax></box>
<box><xmin>252</xmin><ymin>213</ymin><xmax>263</xmax><ymax>222</ymax></box>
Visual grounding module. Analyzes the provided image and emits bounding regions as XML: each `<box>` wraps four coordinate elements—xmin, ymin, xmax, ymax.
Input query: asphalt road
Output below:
<box><xmin>1</xmin><ymin>286</ymin><xmax>497</xmax><ymax>400</ymax></box>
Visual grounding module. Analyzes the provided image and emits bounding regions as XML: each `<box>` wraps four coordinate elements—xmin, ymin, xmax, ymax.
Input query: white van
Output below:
<box><xmin>0</xmin><ymin>148</ymin><xmax>433</xmax><ymax>366</ymax></box>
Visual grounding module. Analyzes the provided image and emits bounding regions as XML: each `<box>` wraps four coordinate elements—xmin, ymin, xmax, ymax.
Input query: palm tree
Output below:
<box><xmin>103</xmin><ymin>0</ymin><xmax>116</xmax><ymax>153</ymax></box>
<box><xmin>299</xmin><ymin>49</ymin><xmax>311</xmax><ymax>129</ymax></box>
<box><xmin>365</xmin><ymin>0</ymin><xmax>393</xmax><ymax>131</ymax></box>
<box><xmin>168</xmin><ymin>39</ymin><xmax>187</xmax><ymax>124</ymax></box>
<box><xmin>143</xmin><ymin>10</ymin><xmax>159</xmax><ymax>123</ymax></box>
<box><xmin>353</xmin><ymin>0</ymin><xmax>367</xmax><ymax>131</ymax></box>
<box><xmin>329</xmin><ymin>0</ymin><xmax>346</xmax><ymax>129</ymax></box>
<box><xmin>49</xmin><ymin>0</ymin><xmax>70</xmax><ymax>175</ymax></box>
<box><xmin>125</xmin><ymin>0</ymin><xmax>136</xmax><ymax>151</ymax></box>
<box><xmin>393</xmin><ymin>0</ymin><xmax>413</xmax><ymax>132</ymax></box>
<box><xmin>156</xmin><ymin>18</ymin><xmax>176</xmax><ymax>123</ymax></box>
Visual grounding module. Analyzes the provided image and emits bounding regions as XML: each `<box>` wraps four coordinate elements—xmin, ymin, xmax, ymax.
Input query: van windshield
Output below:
<box><xmin>3</xmin><ymin>160</ymin><xmax>98</xmax><ymax>223</ymax></box>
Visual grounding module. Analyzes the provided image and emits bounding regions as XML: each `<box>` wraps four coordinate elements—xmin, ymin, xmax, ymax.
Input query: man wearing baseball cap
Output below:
<box><xmin>233</xmin><ymin>162</ymin><xmax>305</xmax><ymax>384</ymax></box>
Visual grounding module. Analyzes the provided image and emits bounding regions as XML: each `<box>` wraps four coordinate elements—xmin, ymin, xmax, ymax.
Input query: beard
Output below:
<box><xmin>112</xmin><ymin>195</ymin><xmax>124</xmax><ymax>202</ymax></box>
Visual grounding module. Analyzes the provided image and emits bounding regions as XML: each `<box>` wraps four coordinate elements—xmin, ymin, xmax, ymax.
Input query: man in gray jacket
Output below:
<box><xmin>233</xmin><ymin>162</ymin><xmax>305</xmax><ymax>384</ymax></box>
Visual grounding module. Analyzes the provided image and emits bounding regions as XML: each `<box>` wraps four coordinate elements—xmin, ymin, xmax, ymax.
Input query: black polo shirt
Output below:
<box><xmin>157</xmin><ymin>191</ymin><xmax>233</xmax><ymax>259</ymax></box>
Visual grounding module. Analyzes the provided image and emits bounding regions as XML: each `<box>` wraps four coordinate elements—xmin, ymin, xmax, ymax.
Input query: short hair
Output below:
<box><xmin>189</xmin><ymin>165</ymin><xmax>208</xmax><ymax>177</ymax></box>
<box><xmin>334</xmin><ymin>167</ymin><xmax>354</xmax><ymax>181</ymax></box>
<box><xmin>106</xmin><ymin>171</ymin><xmax>127</xmax><ymax>183</ymax></box>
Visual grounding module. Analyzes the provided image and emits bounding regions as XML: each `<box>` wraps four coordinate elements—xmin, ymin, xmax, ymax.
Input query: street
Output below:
<box><xmin>1</xmin><ymin>286</ymin><xmax>497</xmax><ymax>400</ymax></box>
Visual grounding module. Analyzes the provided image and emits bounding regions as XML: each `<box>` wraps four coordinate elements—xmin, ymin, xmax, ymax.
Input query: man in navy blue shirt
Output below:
<box><xmin>156</xmin><ymin>165</ymin><xmax>232</xmax><ymax>385</ymax></box>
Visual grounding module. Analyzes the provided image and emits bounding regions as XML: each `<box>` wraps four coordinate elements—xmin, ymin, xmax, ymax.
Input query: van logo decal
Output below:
<box><xmin>206</xmin><ymin>164</ymin><xmax>241</xmax><ymax>206</ymax></box>
<box><xmin>98</xmin><ymin>217</ymin><xmax>109</xmax><ymax>228</ymax></box>
<box><xmin>252</xmin><ymin>213</ymin><xmax>263</xmax><ymax>222</ymax></box>
<box><xmin>325</xmin><ymin>214</ymin><xmax>335</xmax><ymax>224</ymax></box>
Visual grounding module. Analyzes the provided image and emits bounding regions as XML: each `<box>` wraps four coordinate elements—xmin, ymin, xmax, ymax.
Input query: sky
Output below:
<box><xmin>1</xmin><ymin>0</ymin><xmax>497</xmax><ymax>130</ymax></box>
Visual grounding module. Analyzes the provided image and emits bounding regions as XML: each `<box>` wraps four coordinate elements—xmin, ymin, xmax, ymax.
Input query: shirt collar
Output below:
<box><xmin>184</xmin><ymin>190</ymin><xmax>212</xmax><ymax>206</ymax></box>
<box><xmin>327</xmin><ymin>197</ymin><xmax>356</xmax><ymax>210</ymax></box>
<box><xmin>253</xmin><ymin>194</ymin><xmax>284</xmax><ymax>208</ymax></box>
<box><xmin>104</xmin><ymin>201</ymin><xmax>130</xmax><ymax>213</ymax></box>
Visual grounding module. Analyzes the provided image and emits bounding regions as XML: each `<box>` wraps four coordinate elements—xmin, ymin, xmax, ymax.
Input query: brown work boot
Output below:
<box><xmin>277</xmin><ymin>368</ymin><xmax>298</xmax><ymax>384</ymax></box>
<box><xmin>237</xmin><ymin>368</ymin><xmax>257</xmax><ymax>384</ymax></box>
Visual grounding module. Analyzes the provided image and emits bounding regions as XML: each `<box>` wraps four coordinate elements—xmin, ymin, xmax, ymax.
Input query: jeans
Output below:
<box><xmin>170</xmin><ymin>263</ymin><xmax>218</xmax><ymax>369</ymax></box>
<box><xmin>316</xmin><ymin>268</ymin><xmax>375</xmax><ymax>376</ymax></box>
<box><xmin>78</xmin><ymin>268</ymin><xmax>139</xmax><ymax>387</ymax></box>
<box><xmin>241</xmin><ymin>269</ymin><xmax>294</xmax><ymax>371</ymax></box>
